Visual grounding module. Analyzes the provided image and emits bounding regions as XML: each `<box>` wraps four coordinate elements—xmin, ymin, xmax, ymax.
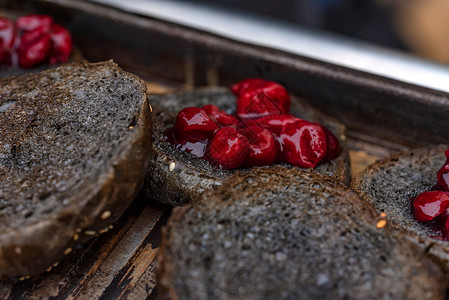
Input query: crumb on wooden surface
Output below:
<box><xmin>145</xmin><ymin>81</ymin><xmax>175</xmax><ymax>94</ymax></box>
<box><xmin>349</xmin><ymin>150</ymin><xmax>380</xmax><ymax>176</ymax></box>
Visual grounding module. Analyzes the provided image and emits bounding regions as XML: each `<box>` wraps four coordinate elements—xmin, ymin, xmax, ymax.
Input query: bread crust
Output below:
<box><xmin>351</xmin><ymin>144</ymin><xmax>449</xmax><ymax>280</ymax></box>
<box><xmin>0</xmin><ymin>61</ymin><xmax>152</xmax><ymax>279</ymax></box>
<box><xmin>158</xmin><ymin>167</ymin><xmax>445</xmax><ymax>299</ymax></box>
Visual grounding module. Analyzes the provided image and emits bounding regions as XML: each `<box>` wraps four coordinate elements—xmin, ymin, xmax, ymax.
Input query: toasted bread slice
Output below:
<box><xmin>145</xmin><ymin>87</ymin><xmax>350</xmax><ymax>206</ymax></box>
<box><xmin>158</xmin><ymin>167</ymin><xmax>445</xmax><ymax>299</ymax></box>
<box><xmin>351</xmin><ymin>145</ymin><xmax>449</xmax><ymax>279</ymax></box>
<box><xmin>0</xmin><ymin>61</ymin><xmax>151</xmax><ymax>279</ymax></box>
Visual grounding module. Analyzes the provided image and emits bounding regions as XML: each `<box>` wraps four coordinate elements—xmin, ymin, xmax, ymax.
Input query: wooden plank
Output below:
<box><xmin>66</xmin><ymin>206</ymin><xmax>167</xmax><ymax>299</ymax></box>
<box><xmin>121</xmin><ymin>261</ymin><xmax>158</xmax><ymax>300</ymax></box>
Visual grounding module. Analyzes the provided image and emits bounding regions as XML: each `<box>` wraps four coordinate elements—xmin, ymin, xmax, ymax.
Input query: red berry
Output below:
<box><xmin>321</xmin><ymin>125</ymin><xmax>341</xmax><ymax>161</ymax></box>
<box><xmin>207</xmin><ymin>127</ymin><xmax>250</xmax><ymax>169</ymax></box>
<box><xmin>202</xmin><ymin>104</ymin><xmax>238</xmax><ymax>127</ymax></box>
<box><xmin>231</xmin><ymin>78</ymin><xmax>269</xmax><ymax>96</ymax></box>
<box><xmin>19</xmin><ymin>26</ymin><xmax>49</xmax><ymax>45</ymax></box>
<box><xmin>277</xmin><ymin>121</ymin><xmax>327</xmax><ymax>168</ymax></box>
<box><xmin>17</xmin><ymin>32</ymin><xmax>51</xmax><ymax>68</ymax></box>
<box><xmin>236</xmin><ymin>80</ymin><xmax>290</xmax><ymax>119</ymax></box>
<box><xmin>174</xmin><ymin>107</ymin><xmax>219</xmax><ymax>135</ymax></box>
<box><xmin>0</xmin><ymin>17</ymin><xmax>16</xmax><ymax>52</ymax></box>
<box><xmin>48</xmin><ymin>23</ymin><xmax>72</xmax><ymax>64</ymax></box>
<box><xmin>16</xmin><ymin>15</ymin><xmax>53</xmax><ymax>32</ymax></box>
<box><xmin>253</xmin><ymin>114</ymin><xmax>302</xmax><ymax>135</ymax></box>
<box><xmin>412</xmin><ymin>191</ymin><xmax>449</xmax><ymax>222</ymax></box>
<box><xmin>437</xmin><ymin>149</ymin><xmax>449</xmax><ymax>191</ymax></box>
<box><xmin>240</xmin><ymin>127</ymin><xmax>277</xmax><ymax>166</ymax></box>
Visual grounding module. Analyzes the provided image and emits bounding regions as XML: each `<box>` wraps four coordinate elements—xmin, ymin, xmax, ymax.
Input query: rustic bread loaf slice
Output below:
<box><xmin>145</xmin><ymin>87</ymin><xmax>350</xmax><ymax>206</ymax></box>
<box><xmin>158</xmin><ymin>167</ymin><xmax>445</xmax><ymax>299</ymax></box>
<box><xmin>351</xmin><ymin>145</ymin><xmax>449</xmax><ymax>278</ymax></box>
<box><xmin>0</xmin><ymin>61</ymin><xmax>151</xmax><ymax>279</ymax></box>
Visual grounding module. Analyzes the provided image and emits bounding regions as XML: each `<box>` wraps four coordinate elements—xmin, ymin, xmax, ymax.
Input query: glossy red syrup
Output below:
<box><xmin>165</xmin><ymin>78</ymin><xmax>341</xmax><ymax>169</ymax></box>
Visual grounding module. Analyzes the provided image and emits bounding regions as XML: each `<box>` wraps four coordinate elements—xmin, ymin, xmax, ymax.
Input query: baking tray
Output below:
<box><xmin>1</xmin><ymin>0</ymin><xmax>449</xmax><ymax>298</ymax></box>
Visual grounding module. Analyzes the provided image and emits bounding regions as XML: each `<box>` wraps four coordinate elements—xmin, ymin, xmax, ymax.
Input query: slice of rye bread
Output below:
<box><xmin>158</xmin><ymin>167</ymin><xmax>445</xmax><ymax>300</ymax></box>
<box><xmin>145</xmin><ymin>87</ymin><xmax>350</xmax><ymax>206</ymax></box>
<box><xmin>351</xmin><ymin>144</ymin><xmax>449</xmax><ymax>278</ymax></box>
<box><xmin>0</xmin><ymin>61</ymin><xmax>151</xmax><ymax>279</ymax></box>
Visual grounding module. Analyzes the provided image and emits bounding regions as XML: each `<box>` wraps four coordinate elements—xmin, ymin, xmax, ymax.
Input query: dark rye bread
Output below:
<box><xmin>351</xmin><ymin>145</ymin><xmax>449</xmax><ymax>278</ymax></box>
<box><xmin>145</xmin><ymin>87</ymin><xmax>350</xmax><ymax>206</ymax></box>
<box><xmin>0</xmin><ymin>61</ymin><xmax>151</xmax><ymax>279</ymax></box>
<box><xmin>158</xmin><ymin>167</ymin><xmax>445</xmax><ymax>300</ymax></box>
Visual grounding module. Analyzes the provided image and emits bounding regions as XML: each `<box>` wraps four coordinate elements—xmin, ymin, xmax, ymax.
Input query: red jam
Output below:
<box><xmin>233</xmin><ymin>78</ymin><xmax>290</xmax><ymax>119</ymax></box>
<box><xmin>277</xmin><ymin>120</ymin><xmax>327</xmax><ymax>168</ymax></box>
<box><xmin>165</xmin><ymin>78</ymin><xmax>341</xmax><ymax>169</ymax></box>
<box><xmin>0</xmin><ymin>14</ymin><xmax>72</xmax><ymax>69</ymax></box>
<box><xmin>412</xmin><ymin>150</ymin><xmax>449</xmax><ymax>240</ymax></box>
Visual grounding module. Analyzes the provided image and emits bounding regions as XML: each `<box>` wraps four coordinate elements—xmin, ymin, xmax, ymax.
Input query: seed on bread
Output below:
<box><xmin>101</xmin><ymin>210</ymin><xmax>112</xmax><ymax>220</ymax></box>
<box><xmin>376</xmin><ymin>219</ymin><xmax>387</xmax><ymax>229</ymax></box>
<box><xmin>84</xmin><ymin>230</ymin><xmax>97</xmax><ymax>236</ymax></box>
<box><xmin>99</xmin><ymin>228</ymin><xmax>109</xmax><ymax>234</ymax></box>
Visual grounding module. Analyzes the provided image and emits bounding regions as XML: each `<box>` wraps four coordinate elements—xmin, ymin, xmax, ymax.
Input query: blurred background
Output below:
<box><xmin>178</xmin><ymin>0</ymin><xmax>449</xmax><ymax>65</ymax></box>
